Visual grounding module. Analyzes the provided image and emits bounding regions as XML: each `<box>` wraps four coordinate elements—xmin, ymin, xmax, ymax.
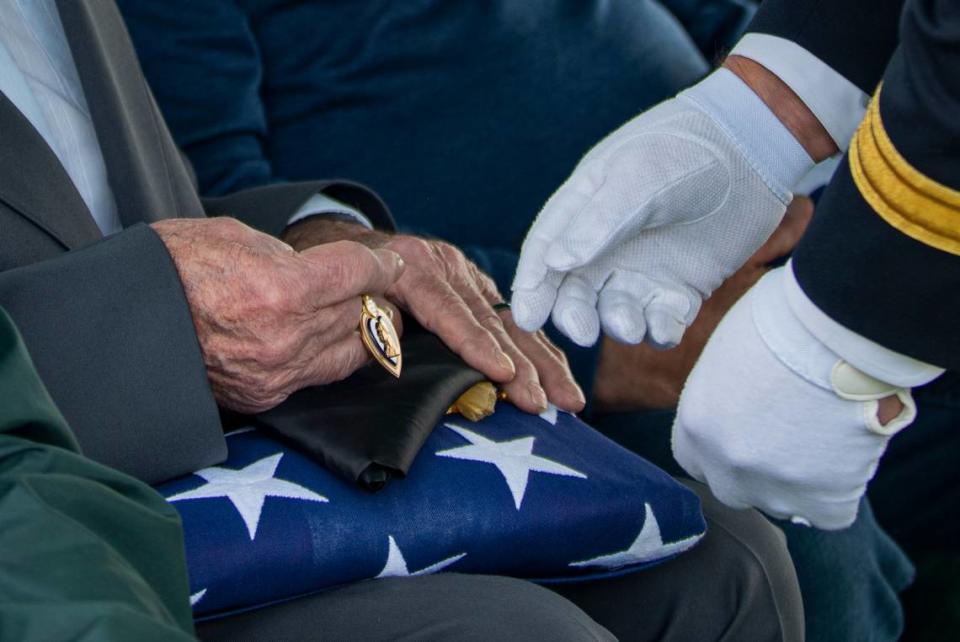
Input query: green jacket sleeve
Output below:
<box><xmin>0</xmin><ymin>307</ymin><xmax>196</xmax><ymax>641</ymax></box>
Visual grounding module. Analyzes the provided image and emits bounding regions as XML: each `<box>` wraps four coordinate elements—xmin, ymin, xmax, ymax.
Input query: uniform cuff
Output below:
<box><xmin>731</xmin><ymin>33</ymin><xmax>869</xmax><ymax>149</ymax></box>
<box><xmin>783</xmin><ymin>260</ymin><xmax>943</xmax><ymax>387</ymax></box>
<box><xmin>287</xmin><ymin>192</ymin><xmax>373</xmax><ymax>229</ymax></box>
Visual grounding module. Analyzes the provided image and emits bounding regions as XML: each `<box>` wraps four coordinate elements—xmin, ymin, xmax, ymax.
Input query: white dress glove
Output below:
<box><xmin>672</xmin><ymin>265</ymin><xmax>942</xmax><ymax>530</ymax></box>
<box><xmin>511</xmin><ymin>69</ymin><xmax>814</xmax><ymax>348</ymax></box>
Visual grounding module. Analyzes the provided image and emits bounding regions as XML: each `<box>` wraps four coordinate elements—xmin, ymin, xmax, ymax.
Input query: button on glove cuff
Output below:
<box><xmin>752</xmin><ymin>267</ymin><xmax>917</xmax><ymax>435</ymax></box>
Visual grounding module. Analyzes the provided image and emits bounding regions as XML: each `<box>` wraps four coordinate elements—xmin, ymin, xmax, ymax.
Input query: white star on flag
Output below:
<box><xmin>538</xmin><ymin>404</ymin><xmax>559</xmax><ymax>425</ymax></box>
<box><xmin>375</xmin><ymin>535</ymin><xmax>466</xmax><ymax>578</ymax></box>
<box><xmin>570</xmin><ymin>503</ymin><xmax>703</xmax><ymax>569</ymax></box>
<box><xmin>436</xmin><ymin>423</ymin><xmax>586</xmax><ymax>509</ymax></box>
<box><xmin>167</xmin><ymin>453</ymin><xmax>327</xmax><ymax>540</ymax></box>
<box><xmin>190</xmin><ymin>589</ymin><xmax>207</xmax><ymax>607</ymax></box>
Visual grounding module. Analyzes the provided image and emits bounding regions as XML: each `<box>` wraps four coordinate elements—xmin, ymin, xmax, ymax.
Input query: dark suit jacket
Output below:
<box><xmin>0</xmin><ymin>0</ymin><xmax>393</xmax><ymax>484</ymax></box>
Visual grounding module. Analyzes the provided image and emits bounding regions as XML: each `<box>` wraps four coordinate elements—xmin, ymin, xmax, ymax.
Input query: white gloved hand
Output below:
<box><xmin>671</xmin><ymin>265</ymin><xmax>940</xmax><ymax>530</ymax></box>
<box><xmin>511</xmin><ymin>69</ymin><xmax>814</xmax><ymax>348</ymax></box>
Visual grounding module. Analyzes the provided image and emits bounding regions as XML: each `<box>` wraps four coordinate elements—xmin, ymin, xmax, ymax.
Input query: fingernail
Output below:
<box><xmin>528</xmin><ymin>382</ymin><xmax>548</xmax><ymax>412</ymax></box>
<box><xmin>496</xmin><ymin>351</ymin><xmax>515</xmax><ymax>375</ymax></box>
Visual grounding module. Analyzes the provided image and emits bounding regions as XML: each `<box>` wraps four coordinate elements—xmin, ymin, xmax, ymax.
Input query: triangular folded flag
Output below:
<box><xmin>156</xmin><ymin>403</ymin><xmax>706</xmax><ymax>619</ymax></box>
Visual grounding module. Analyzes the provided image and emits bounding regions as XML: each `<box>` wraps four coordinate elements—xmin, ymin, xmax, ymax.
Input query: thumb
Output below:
<box><xmin>371</xmin><ymin>248</ymin><xmax>406</xmax><ymax>287</ymax></box>
<box><xmin>299</xmin><ymin>241</ymin><xmax>405</xmax><ymax>300</ymax></box>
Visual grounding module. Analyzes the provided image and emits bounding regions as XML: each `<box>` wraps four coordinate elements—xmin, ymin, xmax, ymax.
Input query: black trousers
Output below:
<box><xmin>197</xmin><ymin>481</ymin><xmax>802</xmax><ymax>642</ymax></box>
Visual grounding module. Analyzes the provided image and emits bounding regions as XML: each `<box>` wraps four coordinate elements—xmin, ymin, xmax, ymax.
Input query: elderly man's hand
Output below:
<box><xmin>283</xmin><ymin>219</ymin><xmax>586</xmax><ymax>414</ymax></box>
<box><xmin>153</xmin><ymin>217</ymin><xmax>404</xmax><ymax>414</ymax></box>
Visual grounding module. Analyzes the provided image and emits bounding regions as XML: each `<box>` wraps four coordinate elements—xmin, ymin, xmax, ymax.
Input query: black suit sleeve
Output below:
<box><xmin>0</xmin><ymin>225</ymin><xmax>225</xmax><ymax>484</ymax></box>
<box><xmin>791</xmin><ymin>0</ymin><xmax>960</xmax><ymax>370</ymax></box>
<box><xmin>747</xmin><ymin>0</ymin><xmax>905</xmax><ymax>92</ymax></box>
<box><xmin>201</xmin><ymin>180</ymin><xmax>396</xmax><ymax>237</ymax></box>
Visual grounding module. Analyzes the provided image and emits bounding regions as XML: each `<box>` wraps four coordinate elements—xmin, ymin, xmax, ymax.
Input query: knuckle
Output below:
<box><xmin>476</xmin><ymin>311</ymin><xmax>504</xmax><ymax>332</ymax></box>
<box><xmin>511</xmin><ymin>353</ymin><xmax>537</xmax><ymax>378</ymax></box>
<box><xmin>458</xmin><ymin>333</ymin><xmax>495</xmax><ymax>356</ymax></box>
<box><xmin>214</xmin><ymin>216</ymin><xmax>245</xmax><ymax>234</ymax></box>
<box><xmin>215</xmin><ymin>217</ymin><xmax>257</xmax><ymax>244</ymax></box>
<box><xmin>429</xmin><ymin>241</ymin><xmax>457</xmax><ymax>268</ymax></box>
<box><xmin>476</xmin><ymin>273</ymin><xmax>500</xmax><ymax>299</ymax></box>
<box><xmin>723</xmin><ymin>449</ymin><xmax>757</xmax><ymax>477</ymax></box>
<box><xmin>390</xmin><ymin>236</ymin><xmax>433</xmax><ymax>263</ymax></box>
<box><xmin>675</xmin><ymin>402</ymin><xmax>707</xmax><ymax>436</ymax></box>
<box><xmin>436</xmin><ymin>241</ymin><xmax>463</xmax><ymax>261</ymax></box>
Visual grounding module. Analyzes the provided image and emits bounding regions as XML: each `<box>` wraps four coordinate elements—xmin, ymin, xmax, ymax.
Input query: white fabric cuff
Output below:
<box><xmin>752</xmin><ymin>269</ymin><xmax>842</xmax><ymax>392</ymax></box>
<box><xmin>730</xmin><ymin>33</ymin><xmax>869</xmax><ymax>150</ymax></box>
<box><xmin>783</xmin><ymin>260</ymin><xmax>944</xmax><ymax>387</ymax></box>
<box><xmin>681</xmin><ymin>68</ymin><xmax>813</xmax><ymax>204</ymax></box>
<box><xmin>794</xmin><ymin>155</ymin><xmax>841</xmax><ymax>196</ymax></box>
<box><xmin>287</xmin><ymin>192</ymin><xmax>373</xmax><ymax>229</ymax></box>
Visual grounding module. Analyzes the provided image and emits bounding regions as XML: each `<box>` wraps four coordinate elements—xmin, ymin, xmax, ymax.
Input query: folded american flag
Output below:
<box><xmin>155</xmin><ymin>403</ymin><xmax>706</xmax><ymax>618</ymax></box>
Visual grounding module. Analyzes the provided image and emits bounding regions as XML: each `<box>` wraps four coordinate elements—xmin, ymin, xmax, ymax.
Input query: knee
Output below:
<box><xmin>781</xmin><ymin>498</ymin><xmax>913</xmax><ymax>642</ymax></box>
<box><xmin>412</xmin><ymin>575</ymin><xmax>613</xmax><ymax>641</ymax></box>
<box><xmin>685</xmin><ymin>480</ymin><xmax>805</xmax><ymax>642</ymax></box>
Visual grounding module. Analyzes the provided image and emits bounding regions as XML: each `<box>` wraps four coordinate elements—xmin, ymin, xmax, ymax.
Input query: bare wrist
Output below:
<box><xmin>282</xmin><ymin>216</ymin><xmax>389</xmax><ymax>251</ymax></box>
<box><xmin>724</xmin><ymin>55</ymin><xmax>838</xmax><ymax>163</ymax></box>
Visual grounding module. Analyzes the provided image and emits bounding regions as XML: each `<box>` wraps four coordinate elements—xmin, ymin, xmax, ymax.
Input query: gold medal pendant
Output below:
<box><xmin>359</xmin><ymin>295</ymin><xmax>402</xmax><ymax>378</ymax></box>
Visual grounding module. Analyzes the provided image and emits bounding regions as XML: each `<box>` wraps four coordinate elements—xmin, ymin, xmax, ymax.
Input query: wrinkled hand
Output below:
<box><xmin>283</xmin><ymin>219</ymin><xmax>585</xmax><ymax>414</ymax></box>
<box><xmin>511</xmin><ymin>68</ymin><xmax>814</xmax><ymax>349</ymax></box>
<box><xmin>153</xmin><ymin>217</ymin><xmax>404</xmax><ymax>414</ymax></box>
<box><xmin>594</xmin><ymin>196</ymin><xmax>813</xmax><ymax>411</ymax></box>
<box><xmin>672</xmin><ymin>267</ymin><xmax>915</xmax><ymax>530</ymax></box>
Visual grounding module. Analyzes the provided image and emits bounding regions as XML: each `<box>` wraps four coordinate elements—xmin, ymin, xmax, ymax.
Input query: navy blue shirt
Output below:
<box><xmin>119</xmin><ymin>0</ymin><xmax>751</xmax><ymax>395</ymax></box>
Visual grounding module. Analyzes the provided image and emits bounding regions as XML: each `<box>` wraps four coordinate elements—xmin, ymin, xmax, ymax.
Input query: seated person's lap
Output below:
<box><xmin>196</xmin><ymin>481</ymin><xmax>802</xmax><ymax>642</ymax></box>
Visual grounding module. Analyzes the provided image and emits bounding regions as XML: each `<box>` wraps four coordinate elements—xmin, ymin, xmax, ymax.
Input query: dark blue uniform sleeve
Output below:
<box><xmin>748</xmin><ymin>0</ymin><xmax>905</xmax><ymax>93</ymax></box>
<box><xmin>789</xmin><ymin>0</ymin><xmax>960</xmax><ymax>369</ymax></box>
<box><xmin>117</xmin><ymin>0</ymin><xmax>274</xmax><ymax>195</ymax></box>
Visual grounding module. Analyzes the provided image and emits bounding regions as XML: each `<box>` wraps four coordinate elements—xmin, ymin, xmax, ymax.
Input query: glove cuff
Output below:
<box><xmin>753</xmin><ymin>268</ymin><xmax>923</xmax><ymax>436</ymax></box>
<box><xmin>730</xmin><ymin>33</ymin><xmax>868</xmax><ymax>150</ymax></box>
<box><xmin>783</xmin><ymin>260</ymin><xmax>944</xmax><ymax>387</ymax></box>
<box><xmin>751</xmin><ymin>268</ymin><xmax>841</xmax><ymax>392</ymax></box>
<box><xmin>680</xmin><ymin>68</ymin><xmax>814</xmax><ymax>205</ymax></box>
